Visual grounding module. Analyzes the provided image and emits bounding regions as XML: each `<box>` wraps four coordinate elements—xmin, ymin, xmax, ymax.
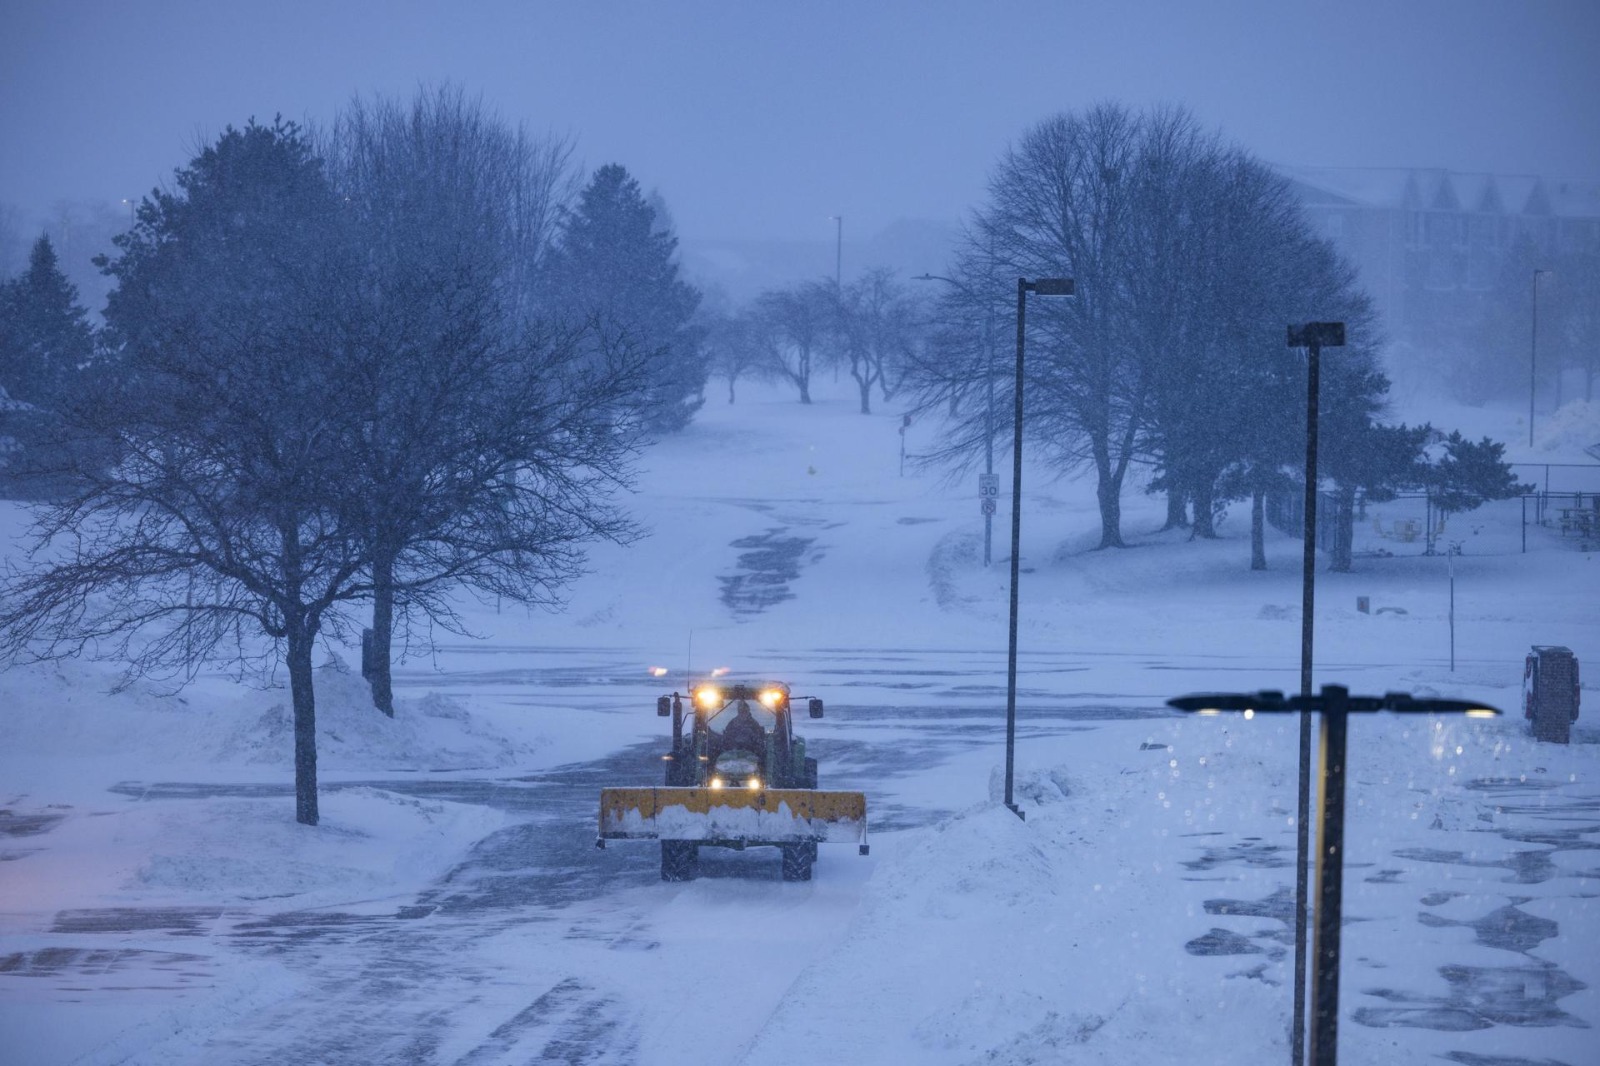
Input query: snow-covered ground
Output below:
<box><xmin>1</xmin><ymin>374</ymin><xmax>1596</xmax><ymax>1065</ymax></box>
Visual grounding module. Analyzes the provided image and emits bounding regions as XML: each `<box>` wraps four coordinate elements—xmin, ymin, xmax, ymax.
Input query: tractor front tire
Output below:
<box><xmin>780</xmin><ymin>842</ymin><xmax>814</xmax><ymax>882</ymax></box>
<box><xmin>661</xmin><ymin>841</ymin><xmax>699</xmax><ymax>882</ymax></box>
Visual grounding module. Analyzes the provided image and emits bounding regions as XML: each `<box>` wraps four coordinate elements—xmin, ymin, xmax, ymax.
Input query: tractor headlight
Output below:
<box><xmin>710</xmin><ymin>776</ymin><xmax>725</xmax><ymax>790</ymax></box>
<box><xmin>696</xmin><ymin>686</ymin><xmax>721</xmax><ymax>709</ymax></box>
<box><xmin>759</xmin><ymin>688</ymin><xmax>785</xmax><ymax>709</ymax></box>
<box><xmin>746</xmin><ymin>777</ymin><xmax>761</xmax><ymax>791</ymax></box>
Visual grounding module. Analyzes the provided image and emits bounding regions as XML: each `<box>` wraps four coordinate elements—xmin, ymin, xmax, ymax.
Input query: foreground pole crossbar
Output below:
<box><xmin>1169</xmin><ymin>687</ymin><xmax>1500</xmax><ymax>1066</ymax></box>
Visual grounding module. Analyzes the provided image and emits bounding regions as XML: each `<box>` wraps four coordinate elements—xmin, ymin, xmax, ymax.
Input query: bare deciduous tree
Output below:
<box><xmin>829</xmin><ymin>269</ymin><xmax>922</xmax><ymax>414</ymax></box>
<box><xmin>755</xmin><ymin>281</ymin><xmax>832</xmax><ymax>404</ymax></box>
<box><xmin>322</xmin><ymin>87</ymin><xmax>642</xmax><ymax>718</ymax></box>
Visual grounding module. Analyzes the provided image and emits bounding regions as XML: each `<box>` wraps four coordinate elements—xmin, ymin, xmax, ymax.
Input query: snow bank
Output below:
<box><xmin>0</xmin><ymin>651</ymin><xmax>537</xmax><ymax>792</ymax></box>
<box><xmin>4</xmin><ymin>785</ymin><xmax>504</xmax><ymax>915</ymax></box>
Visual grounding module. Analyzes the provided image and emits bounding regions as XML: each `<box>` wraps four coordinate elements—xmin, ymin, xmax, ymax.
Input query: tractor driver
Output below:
<box><xmin>719</xmin><ymin>700</ymin><xmax>766</xmax><ymax>755</ymax></box>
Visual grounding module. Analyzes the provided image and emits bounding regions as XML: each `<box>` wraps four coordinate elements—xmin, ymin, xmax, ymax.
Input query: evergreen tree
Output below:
<box><xmin>1425</xmin><ymin>431</ymin><xmax>1531</xmax><ymax>517</ymax></box>
<box><xmin>1322</xmin><ymin>419</ymin><xmax>1431</xmax><ymax>572</ymax></box>
<box><xmin>0</xmin><ymin>235</ymin><xmax>98</xmax><ymax>492</ymax></box>
<box><xmin>5</xmin><ymin>119</ymin><xmax>361</xmax><ymax>826</ymax></box>
<box><xmin>545</xmin><ymin>165</ymin><xmax>706</xmax><ymax>432</ymax></box>
<box><xmin>0</xmin><ymin>234</ymin><xmax>94</xmax><ymax>408</ymax></box>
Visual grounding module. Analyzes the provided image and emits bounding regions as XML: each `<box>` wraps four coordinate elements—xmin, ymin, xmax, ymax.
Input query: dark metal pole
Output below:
<box><xmin>1530</xmin><ymin>270</ymin><xmax>1540</xmax><ymax>448</ymax></box>
<box><xmin>985</xmin><ymin>307</ymin><xmax>996</xmax><ymax>568</ymax></box>
<box><xmin>833</xmin><ymin>215</ymin><xmax>843</xmax><ymax>290</ymax></box>
<box><xmin>1309</xmin><ymin>685</ymin><xmax>1350</xmax><ymax>1066</ymax></box>
<box><xmin>1293</xmin><ymin>339</ymin><xmax>1321</xmax><ymax>1066</ymax></box>
<box><xmin>1004</xmin><ymin>277</ymin><xmax>1027</xmax><ymax>820</ymax></box>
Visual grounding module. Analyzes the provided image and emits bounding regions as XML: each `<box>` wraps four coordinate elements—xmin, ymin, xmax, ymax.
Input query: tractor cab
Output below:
<box><xmin>657</xmin><ymin>681</ymin><xmax>823</xmax><ymax>791</ymax></box>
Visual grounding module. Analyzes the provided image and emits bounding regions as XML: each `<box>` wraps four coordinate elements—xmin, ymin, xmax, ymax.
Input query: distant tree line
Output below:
<box><xmin>0</xmin><ymin>87</ymin><xmax>709</xmax><ymax>825</ymax></box>
<box><xmin>891</xmin><ymin>104</ymin><xmax>1525</xmax><ymax>572</ymax></box>
<box><xmin>703</xmin><ymin>268</ymin><xmax>923</xmax><ymax>415</ymax></box>
<box><xmin>1454</xmin><ymin>238</ymin><xmax>1600</xmax><ymax>410</ymax></box>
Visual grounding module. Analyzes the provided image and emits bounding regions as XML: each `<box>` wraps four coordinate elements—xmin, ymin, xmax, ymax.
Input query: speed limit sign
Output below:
<box><xmin>978</xmin><ymin>473</ymin><xmax>999</xmax><ymax>499</ymax></box>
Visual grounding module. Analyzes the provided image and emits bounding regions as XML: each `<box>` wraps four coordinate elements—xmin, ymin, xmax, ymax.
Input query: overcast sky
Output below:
<box><xmin>3</xmin><ymin>0</ymin><xmax>1598</xmax><ymax>246</ymax></box>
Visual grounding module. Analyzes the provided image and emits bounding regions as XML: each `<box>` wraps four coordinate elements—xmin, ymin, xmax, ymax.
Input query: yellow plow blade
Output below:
<box><xmin>599</xmin><ymin>787</ymin><xmax>868</xmax><ymax>848</ymax></box>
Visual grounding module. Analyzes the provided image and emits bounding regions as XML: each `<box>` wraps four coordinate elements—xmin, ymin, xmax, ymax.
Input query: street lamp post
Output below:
<box><xmin>829</xmin><ymin>215</ymin><xmax>843</xmax><ymax>290</ymax></box>
<box><xmin>1531</xmin><ymin>268</ymin><xmax>1549</xmax><ymax>448</ymax></box>
<box><xmin>1170</xmin><ymin>688</ymin><xmax>1500</xmax><ymax>1066</ymax></box>
<box><xmin>1002</xmin><ymin>276</ymin><xmax>1075</xmax><ymax>820</ymax></box>
<box><xmin>915</xmin><ymin>273</ymin><xmax>999</xmax><ymax>565</ymax></box>
<box><xmin>1286</xmin><ymin>320</ymin><xmax>1345</xmax><ymax>1066</ymax></box>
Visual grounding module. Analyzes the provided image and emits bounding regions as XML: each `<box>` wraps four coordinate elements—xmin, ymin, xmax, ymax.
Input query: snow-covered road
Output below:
<box><xmin>4</xmin><ymin>386</ymin><xmax>1596</xmax><ymax>1063</ymax></box>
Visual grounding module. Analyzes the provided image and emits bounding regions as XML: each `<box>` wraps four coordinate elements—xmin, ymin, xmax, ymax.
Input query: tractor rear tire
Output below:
<box><xmin>781</xmin><ymin>842</ymin><xmax>814</xmax><ymax>882</ymax></box>
<box><xmin>661</xmin><ymin>841</ymin><xmax>699</xmax><ymax>882</ymax></box>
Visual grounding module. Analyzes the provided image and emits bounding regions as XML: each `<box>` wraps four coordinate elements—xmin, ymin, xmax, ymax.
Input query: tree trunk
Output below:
<box><xmin>1162</xmin><ymin>488</ymin><xmax>1188</xmax><ymax>531</ymax></box>
<box><xmin>369</xmin><ymin>550</ymin><xmax>395</xmax><ymax>718</ymax></box>
<box><xmin>1094</xmin><ymin>447</ymin><xmax>1126</xmax><ymax>548</ymax></box>
<box><xmin>1191</xmin><ymin>478</ymin><xmax>1219</xmax><ymax>538</ymax></box>
<box><xmin>1250</xmin><ymin>489</ymin><xmax>1267</xmax><ymax>570</ymax></box>
<box><xmin>727</xmin><ymin>374</ymin><xmax>737</xmax><ymax>404</ymax></box>
<box><xmin>1330</xmin><ymin>487</ymin><xmax>1355</xmax><ymax>573</ymax></box>
<box><xmin>288</xmin><ymin>622</ymin><xmax>319</xmax><ymax>826</ymax></box>
<box><xmin>856</xmin><ymin>374</ymin><xmax>872</xmax><ymax>415</ymax></box>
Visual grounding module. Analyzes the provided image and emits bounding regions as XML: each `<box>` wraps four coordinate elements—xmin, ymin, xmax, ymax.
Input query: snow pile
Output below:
<box><xmin>5</xmin><ymin>786</ymin><xmax>504</xmax><ymax>916</ymax></box>
<box><xmin>212</xmin><ymin>654</ymin><xmax>527</xmax><ymax>771</ymax></box>
<box><xmin>1533</xmin><ymin>398</ymin><xmax>1600</xmax><ymax>456</ymax></box>
<box><xmin>738</xmin><ymin>717</ymin><xmax>1293</xmax><ymax>1065</ymax></box>
<box><xmin>0</xmin><ymin>650</ymin><xmax>535</xmax><ymax>788</ymax></box>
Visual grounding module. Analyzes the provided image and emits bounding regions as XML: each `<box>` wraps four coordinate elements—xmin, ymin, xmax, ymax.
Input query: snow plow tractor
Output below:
<box><xmin>597</xmin><ymin>681</ymin><xmax>868</xmax><ymax>881</ymax></box>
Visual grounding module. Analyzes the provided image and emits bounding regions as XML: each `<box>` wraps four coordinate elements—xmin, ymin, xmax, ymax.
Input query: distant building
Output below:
<box><xmin>1276</xmin><ymin>166</ymin><xmax>1600</xmax><ymax>349</ymax></box>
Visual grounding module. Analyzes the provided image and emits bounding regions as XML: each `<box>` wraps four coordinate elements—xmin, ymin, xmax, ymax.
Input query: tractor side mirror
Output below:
<box><xmin>809</xmin><ymin>698</ymin><xmax>824</xmax><ymax>719</ymax></box>
<box><xmin>656</xmin><ymin>696</ymin><xmax>671</xmax><ymax>717</ymax></box>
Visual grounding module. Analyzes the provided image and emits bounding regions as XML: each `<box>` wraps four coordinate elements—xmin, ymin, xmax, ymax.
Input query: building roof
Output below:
<box><xmin>1275</xmin><ymin>165</ymin><xmax>1600</xmax><ymax>219</ymax></box>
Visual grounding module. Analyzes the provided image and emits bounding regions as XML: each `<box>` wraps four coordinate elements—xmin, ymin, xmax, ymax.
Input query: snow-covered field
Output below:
<box><xmin>2</xmin><ymin>375</ymin><xmax>1596</xmax><ymax>1065</ymax></box>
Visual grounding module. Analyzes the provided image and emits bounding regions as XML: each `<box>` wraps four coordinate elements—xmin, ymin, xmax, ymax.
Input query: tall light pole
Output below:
<box><xmin>1286</xmin><ymin>320</ymin><xmax>1345</xmax><ymax>1066</ymax></box>
<box><xmin>1003</xmin><ymin>276</ymin><xmax>1074</xmax><ymax>820</ymax></box>
<box><xmin>1531</xmin><ymin>268</ymin><xmax>1549</xmax><ymax>447</ymax></box>
<box><xmin>829</xmin><ymin>215</ymin><xmax>843</xmax><ymax>290</ymax></box>
<box><xmin>916</xmin><ymin>273</ymin><xmax>999</xmax><ymax>565</ymax></box>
